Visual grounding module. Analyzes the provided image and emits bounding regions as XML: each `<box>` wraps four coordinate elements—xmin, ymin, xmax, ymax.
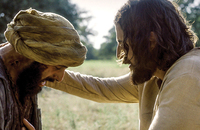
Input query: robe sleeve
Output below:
<box><xmin>46</xmin><ymin>70</ymin><xmax>139</xmax><ymax>103</ymax></box>
<box><xmin>0</xmin><ymin>79</ymin><xmax>5</xmax><ymax>129</ymax></box>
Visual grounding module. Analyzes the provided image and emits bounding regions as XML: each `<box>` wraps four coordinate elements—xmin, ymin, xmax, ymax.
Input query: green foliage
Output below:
<box><xmin>67</xmin><ymin>60</ymin><xmax>129</xmax><ymax>77</ymax></box>
<box><xmin>0</xmin><ymin>0</ymin><xmax>94</xmax><ymax>45</ymax></box>
<box><xmin>176</xmin><ymin>0</ymin><xmax>200</xmax><ymax>46</ymax></box>
<box><xmin>85</xmin><ymin>44</ymin><xmax>98</xmax><ymax>60</ymax></box>
<box><xmin>98</xmin><ymin>26</ymin><xmax>117</xmax><ymax>60</ymax></box>
<box><xmin>82</xmin><ymin>41</ymin><xmax>98</xmax><ymax>60</ymax></box>
<box><xmin>78</xmin><ymin>16</ymin><xmax>96</xmax><ymax>43</ymax></box>
<box><xmin>39</xmin><ymin>90</ymin><xmax>139</xmax><ymax>130</ymax></box>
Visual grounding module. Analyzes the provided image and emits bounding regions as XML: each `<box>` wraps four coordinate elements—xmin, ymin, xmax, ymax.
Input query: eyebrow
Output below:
<box><xmin>59</xmin><ymin>65</ymin><xmax>68</xmax><ymax>68</ymax></box>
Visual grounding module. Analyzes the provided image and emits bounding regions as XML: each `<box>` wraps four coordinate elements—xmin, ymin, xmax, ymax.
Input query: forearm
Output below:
<box><xmin>46</xmin><ymin>70</ymin><xmax>139</xmax><ymax>103</ymax></box>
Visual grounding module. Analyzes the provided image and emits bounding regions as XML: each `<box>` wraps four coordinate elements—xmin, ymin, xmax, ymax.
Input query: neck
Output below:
<box><xmin>154</xmin><ymin>69</ymin><xmax>166</xmax><ymax>80</ymax></box>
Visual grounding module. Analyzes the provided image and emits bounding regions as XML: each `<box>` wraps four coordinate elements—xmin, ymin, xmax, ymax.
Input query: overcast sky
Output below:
<box><xmin>71</xmin><ymin>0</ymin><xmax>127</xmax><ymax>49</ymax></box>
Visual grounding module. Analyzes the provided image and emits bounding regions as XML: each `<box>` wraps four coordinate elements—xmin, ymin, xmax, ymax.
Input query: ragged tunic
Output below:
<box><xmin>0</xmin><ymin>57</ymin><xmax>42</xmax><ymax>130</ymax></box>
<box><xmin>47</xmin><ymin>48</ymin><xmax>200</xmax><ymax>130</ymax></box>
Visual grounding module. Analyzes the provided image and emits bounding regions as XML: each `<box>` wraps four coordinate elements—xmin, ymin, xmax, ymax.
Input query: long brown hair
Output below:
<box><xmin>115</xmin><ymin>0</ymin><xmax>198</xmax><ymax>71</ymax></box>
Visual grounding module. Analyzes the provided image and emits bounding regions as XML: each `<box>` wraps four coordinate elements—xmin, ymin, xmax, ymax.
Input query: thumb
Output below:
<box><xmin>23</xmin><ymin>118</ymin><xmax>35</xmax><ymax>130</ymax></box>
<box><xmin>21</xmin><ymin>127</ymin><xmax>26</xmax><ymax>130</ymax></box>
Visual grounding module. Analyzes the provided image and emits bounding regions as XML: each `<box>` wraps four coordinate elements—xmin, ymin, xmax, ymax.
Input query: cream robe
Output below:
<box><xmin>47</xmin><ymin>48</ymin><xmax>200</xmax><ymax>130</ymax></box>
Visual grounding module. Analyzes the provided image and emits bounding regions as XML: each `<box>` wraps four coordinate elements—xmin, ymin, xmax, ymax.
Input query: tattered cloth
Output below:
<box><xmin>4</xmin><ymin>8</ymin><xmax>87</xmax><ymax>67</ymax></box>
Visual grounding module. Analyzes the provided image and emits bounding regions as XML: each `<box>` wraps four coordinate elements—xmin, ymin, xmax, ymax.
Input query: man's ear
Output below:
<box><xmin>149</xmin><ymin>32</ymin><xmax>157</xmax><ymax>50</ymax></box>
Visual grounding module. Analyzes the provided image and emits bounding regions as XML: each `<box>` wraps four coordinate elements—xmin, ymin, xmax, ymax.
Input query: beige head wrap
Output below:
<box><xmin>4</xmin><ymin>8</ymin><xmax>87</xmax><ymax>67</ymax></box>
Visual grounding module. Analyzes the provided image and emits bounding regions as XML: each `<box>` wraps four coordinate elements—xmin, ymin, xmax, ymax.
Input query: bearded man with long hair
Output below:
<box><xmin>0</xmin><ymin>8</ymin><xmax>87</xmax><ymax>129</ymax></box>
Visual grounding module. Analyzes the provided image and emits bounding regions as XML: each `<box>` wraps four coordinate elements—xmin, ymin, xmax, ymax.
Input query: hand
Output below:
<box><xmin>21</xmin><ymin>118</ymin><xmax>35</xmax><ymax>130</ymax></box>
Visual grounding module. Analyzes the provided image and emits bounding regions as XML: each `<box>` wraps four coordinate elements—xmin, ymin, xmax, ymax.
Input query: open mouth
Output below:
<box><xmin>39</xmin><ymin>80</ymin><xmax>46</xmax><ymax>87</ymax></box>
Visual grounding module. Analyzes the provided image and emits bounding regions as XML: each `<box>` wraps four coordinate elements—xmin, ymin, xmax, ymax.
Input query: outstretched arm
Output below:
<box><xmin>46</xmin><ymin>70</ymin><xmax>139</xmax><ymax>103</ymax></box>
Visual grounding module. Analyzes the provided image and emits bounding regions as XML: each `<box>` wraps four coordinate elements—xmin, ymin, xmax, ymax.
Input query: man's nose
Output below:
<box><xmin>116</xmin><ymin>45</ymin><xmax>120</xmax><ymax>59</ymax></box>
<box><xmin>53</xmin><ymin>69</ymin><xmax>65</xmax><ymax>82</ymax></box>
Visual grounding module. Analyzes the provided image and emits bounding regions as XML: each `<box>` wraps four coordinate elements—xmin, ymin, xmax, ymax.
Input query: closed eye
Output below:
<box><xmin>54</xmin><ymin>66</ymin><xmax>62</xmax><ymax>70</ymax></box>
<box><xmin>54</xmin><ymin>66</ymin><xmax>68</xmax><ymax>70</ymax></box>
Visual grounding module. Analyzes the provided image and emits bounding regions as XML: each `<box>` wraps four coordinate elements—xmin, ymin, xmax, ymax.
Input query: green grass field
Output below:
<box><xmin>38</xmin><ymin>60</ymin><xmax>139</xmax><ymax>130</ymax></box>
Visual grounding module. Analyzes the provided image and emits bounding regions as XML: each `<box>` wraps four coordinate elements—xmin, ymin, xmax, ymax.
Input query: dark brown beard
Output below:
<box><xmin>129</xmin><ymin>60</ymin><xmax>157</xmax><ymax>85</ymax></box>
<box><xmin>16</xmin><ymin>62</ymin><xmax>45</xmax><ymax>104</ymax></box>
<box><xmin>130</xmin><ymin>65</ymin><xmax>156</xmax><ymax>85</ymax></box>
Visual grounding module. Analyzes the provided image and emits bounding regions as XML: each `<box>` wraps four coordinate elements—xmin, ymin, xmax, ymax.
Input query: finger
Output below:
<box><xmin>23</xmin><ymin>119</ymin><xmax>35</xmax><ymax>130</ymax></box>
<box><xmin>21</xmin><ymin>127</ymin><xmax>26</xmax><ymax>130</ymax></box>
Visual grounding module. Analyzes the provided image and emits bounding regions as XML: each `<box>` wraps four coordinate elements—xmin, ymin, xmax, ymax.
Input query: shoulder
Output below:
<box><xmin>152</xmin><ymin>48</ymin><xmax>200</xmax><ymax>128</ymax></box>
<box><xmin>160</xmin><ymin>48</ymin><xmax>200</xmax><ymax>98</ymax></box>
<box><xmin>164</xmin><ymin>48</ymin><xmax>200</xmax><ymax>83</ymax></box>
<box><xmin>159</xmin><ymin>48</ymin><xmax>200</xmax><ymax>103</ymax></box>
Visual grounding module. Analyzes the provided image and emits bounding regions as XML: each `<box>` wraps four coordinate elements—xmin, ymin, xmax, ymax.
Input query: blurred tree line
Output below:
<box><xmin>178</xmin><ymin>0</ymin><xmax>200</xmax><ymax>46</ymax></box>
<box><xmin>0</xmin><ymin>0</ymin><xmax>200</xmax><ymax>60</ymax></box>
<box><xmin>0</xmin><ymin>0</ymin><xmax>97</xmax><ymax>59</ymax></box>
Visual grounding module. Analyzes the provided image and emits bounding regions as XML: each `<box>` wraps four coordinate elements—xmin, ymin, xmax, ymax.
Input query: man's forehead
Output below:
<box><xmin>115</xmin><ymin>24</ymin><xmax>124</xmax><ymax>43</ymax></box>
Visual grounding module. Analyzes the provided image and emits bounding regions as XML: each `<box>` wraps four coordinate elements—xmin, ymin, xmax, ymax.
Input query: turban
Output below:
<box><xmin>4</xmin><ymin>8</ymin><xmax>87</xmax><ymax>67</ymax></box>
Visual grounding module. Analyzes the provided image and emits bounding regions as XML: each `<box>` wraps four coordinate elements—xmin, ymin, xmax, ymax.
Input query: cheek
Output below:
<box><xmin>40</xmin><ymin>68</ymin><xmax>53</xmax><ymax>79</ymax></box>
<box><xmin>127</xmin><ymin>47</ymin><xmax>135</xmax><ymax>65</ymax></box>
<box><xmin>116</xmin><ymin>45</ymin><xmax>126</xmax><ymax>59</ymax></box>
<box><xmin>116</xmin><ymin>45</ymin><xmax>121</xmax><ymax>58</ymax></box>
<box><xmin>127</xmin><ymin>43</ymin><xmax>134</xmax><ymax>59</ymax></box>
<box><xmin>127</xmin><ymin>51</ymin><xmax>132</xmax><ymax>59</ymax></box>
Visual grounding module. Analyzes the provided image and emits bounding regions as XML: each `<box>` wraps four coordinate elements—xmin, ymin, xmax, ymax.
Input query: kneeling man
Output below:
<box><xmin>0</xmin><ymin>8</ymin><xmax>87</xmax><ymax>129</ymax></box>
